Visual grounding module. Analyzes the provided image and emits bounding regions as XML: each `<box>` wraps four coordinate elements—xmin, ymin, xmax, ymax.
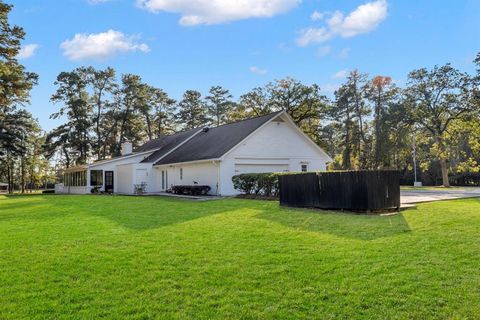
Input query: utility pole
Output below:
<box><xmin>413</xmin><ymin>134</ymin><xmax>422</xmax><ymax>187</ymax></box>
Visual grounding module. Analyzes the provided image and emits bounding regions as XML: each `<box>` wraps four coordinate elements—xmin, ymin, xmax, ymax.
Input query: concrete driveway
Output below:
<box><xmin>401</xmin><ymin>187</ymin><xmax>480</xmax><ymax>205</ymax></box>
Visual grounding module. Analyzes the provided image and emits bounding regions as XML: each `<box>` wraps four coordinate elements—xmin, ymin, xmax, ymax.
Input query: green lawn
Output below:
<box><xmin>1</xmin><ymin>195</ymin><xmax>480</xmax><ymax>319</ymax></box>
<box><xmin>400</xmin><ymin>185</ymin><xmax>466</xmax><ymax>191</ymax></box>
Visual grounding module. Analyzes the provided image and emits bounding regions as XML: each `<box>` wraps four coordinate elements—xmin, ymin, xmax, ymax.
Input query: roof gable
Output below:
<box><xmin>140</xmin><ymin>128</ymin><xmax>199</xmax><ymax>163</ymax></box>
<box><xmin>154</xmin><ymin>111</ymin><xmax>282</xmax><ymax>166</ymax></box>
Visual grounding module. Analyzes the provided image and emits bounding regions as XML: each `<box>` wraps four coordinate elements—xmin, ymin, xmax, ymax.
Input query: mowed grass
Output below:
<box><xmin>400</xmin><ymin>185</ymin><xmax>467</xmax><ymax>191</ymax></box>
<box><xmin>1</xmin><ymin>195</ymin><xmax>480</xmax><ymax>319</ymax></box>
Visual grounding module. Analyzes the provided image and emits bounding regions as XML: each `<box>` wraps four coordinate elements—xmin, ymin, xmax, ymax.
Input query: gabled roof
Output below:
<box><xmin>87</xmin><ymin>128</ymin><xmax>198</xmax><ymax>167</ymax></box>
<box><xmin>154</xmin><ymin>111</ymin><xmax>282</xmax><ymax>166</ymax></box>
<box><xmin>139</xmin><ymin>128</ymin><xmax>199</xmax><ymax>163</ymax></box>
<box><xmin>86</xmin><ymin>110</ymin><xmax>330</xmax><ymax>168</ymax></box>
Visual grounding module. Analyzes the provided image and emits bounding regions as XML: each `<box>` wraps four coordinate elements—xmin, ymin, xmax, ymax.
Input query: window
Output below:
<box><xmin>64</xmin><ymin>171</ymin><xmax>87</xmax><ymax>186</ymax></box>
<box><xmin>162</xmin><ymin>171</ymin><xmax>165</xmax><ymax>189</ymax></box>
<box><xmin>301</xmin><ymin>164</ymin><xmax>308</xmax><ymax>172</ymax></box>
<box><xmin>90</xmin><ymin>170</ymin><xmax>103</xmax><ymax>186</ymax></box>
<box><xmin>180</xmin><ymin>168</ymin><xmax>183</xmax><ymax>180</ymax></box>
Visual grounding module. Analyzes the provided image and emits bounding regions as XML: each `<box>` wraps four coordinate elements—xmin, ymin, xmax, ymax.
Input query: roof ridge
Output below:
<box><xmin>206</xmin><ymin>110</ymin><xmax>283</xmax><ymax>130</ymax></box>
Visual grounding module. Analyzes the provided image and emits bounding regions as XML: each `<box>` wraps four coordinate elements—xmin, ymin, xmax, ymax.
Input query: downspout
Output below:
<box><xmin>213</xmin><ymin>160</ymin><xmax>221</xmax><ymax>196</ymax></box>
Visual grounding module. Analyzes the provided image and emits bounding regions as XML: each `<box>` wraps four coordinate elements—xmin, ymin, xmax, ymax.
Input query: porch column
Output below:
<box><xmin>86</xmin><ymin>168</ymin><xmax>91</xmax><ymax>191</ymax></box>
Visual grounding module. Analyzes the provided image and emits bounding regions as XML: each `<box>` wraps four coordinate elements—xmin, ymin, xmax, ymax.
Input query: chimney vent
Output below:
<box><xmin>121</xmin><ymin>142</ymin><xmax>133</xmax><ymax>155</ymax></box>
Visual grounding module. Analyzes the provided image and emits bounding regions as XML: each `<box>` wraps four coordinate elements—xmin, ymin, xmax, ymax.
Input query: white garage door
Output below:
<box><xmin>235</xmin><ymin>164</ymin><xmax>289</xmax><ymax>174</ymax></box>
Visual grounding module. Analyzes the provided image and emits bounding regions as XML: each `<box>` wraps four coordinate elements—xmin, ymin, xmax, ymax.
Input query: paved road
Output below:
<box><xmin>401</xmin><ymin>188</ymin><xmax>480</xmax><ymax>204</ymax></box>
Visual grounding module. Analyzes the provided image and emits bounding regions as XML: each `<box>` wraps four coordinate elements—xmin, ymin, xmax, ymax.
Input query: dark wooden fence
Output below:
<box><xmin>278</xmin><ymin>171</ymin><xmax>400</xmax><ymax>211</ymax></box>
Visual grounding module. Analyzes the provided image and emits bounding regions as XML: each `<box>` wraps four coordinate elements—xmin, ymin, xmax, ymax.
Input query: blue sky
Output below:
<box><xmin>9</xmin><ymin>0</ymin><xmax>480</xmax><ymax>131</ymax></box>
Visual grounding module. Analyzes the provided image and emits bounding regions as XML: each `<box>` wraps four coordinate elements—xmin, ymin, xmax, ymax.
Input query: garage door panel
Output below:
<box><xmin>235</xmin><ymin>164</ymin><xmax>289</xmax><ymax>174</ymax></box>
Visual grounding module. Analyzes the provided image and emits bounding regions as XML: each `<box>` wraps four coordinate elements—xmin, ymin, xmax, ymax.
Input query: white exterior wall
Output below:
<box><xmin>87</xmin><ymin>152</ymin><xmax>156</xmax><ymax>194</ymax></box>
<box><xmin>115</xmin><ymin>163</ymin><xmax>160</xmax><ymax>194</ymax></box>
<box><xmin>156</xmin><ymin>161</ymin><xmax>220</xmax><ymax>195</ymax></box>
<box><xmin>62</xmin><ymin>186</ymin><xmax>91</xmax><ymax>194</ymax></box>
<box><xmin>116</xmin><ymin>164</ymin><xmax>133</xmax><ymax>194</ymax></box>
<box><xmin>55</xmin><ymin>183</ymin><xmax>64</xmax><ymax>194</ymax></box>
<box><xmin>219</xmin><ymin>118</ymin><xmax>331</xmax><ymax>195</ymax></box>
<box><xmin>134</xmin><ymin>163</ymin><xmax>159</xmax><ymax>193</ymax></box>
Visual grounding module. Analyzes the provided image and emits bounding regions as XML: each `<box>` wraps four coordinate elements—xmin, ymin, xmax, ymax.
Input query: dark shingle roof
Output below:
<box><xmin>135</xmin><ymin>128</ymin><xmax>198</xmax><ymax>153</ymax></box>
<box><xmin>139</xmin><ymin>128</ymin><xmax>199</xmax><ymax>163</ymax></box>
<box><xmin>154</xmin><ymin>111</ymin><xmax>282</xmax><ymax>165</ymax></box>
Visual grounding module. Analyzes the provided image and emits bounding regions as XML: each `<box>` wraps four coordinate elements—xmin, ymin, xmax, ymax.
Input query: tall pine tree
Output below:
<box><xmin>176</xmin><ymin>90</ymin><xmax>208</xmax><ymax>130</ymax></box>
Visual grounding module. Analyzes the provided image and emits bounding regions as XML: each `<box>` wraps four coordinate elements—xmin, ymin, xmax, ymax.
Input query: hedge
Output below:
<box><xmin>232</xmin><ymin>172</ymin><xmax>298</xmax><ymax>197</ymax></box>
<box><xmin>449</xmin><ymin>172</ymin><xmax>480</xmax><ymax>186</ymax></box>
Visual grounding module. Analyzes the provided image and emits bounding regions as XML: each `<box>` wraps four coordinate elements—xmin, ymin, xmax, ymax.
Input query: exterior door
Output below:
<box><xmin>105</xmin><ymin>171</ymin><xmax>114</xmax><ymax>193</ymax></box>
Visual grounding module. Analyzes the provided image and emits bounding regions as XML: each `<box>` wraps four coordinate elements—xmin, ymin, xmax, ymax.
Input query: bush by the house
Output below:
<box><xmin>232</xmin><ymin>173</ymin><xmax>288</xmax><ymax>197</ymax></box>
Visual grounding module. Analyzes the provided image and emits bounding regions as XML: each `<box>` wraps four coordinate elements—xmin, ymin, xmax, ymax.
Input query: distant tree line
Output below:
<box><xmin>1</xmin><ymin>0</ymin><xmax>480</xmax><ymax>192</ymax></box>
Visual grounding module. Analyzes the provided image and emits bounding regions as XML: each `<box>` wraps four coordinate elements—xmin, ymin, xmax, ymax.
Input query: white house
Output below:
<box><xmin>57</xmin><ymin>111</ymin><xmax>332</xmax><ymax>196</ymax></box>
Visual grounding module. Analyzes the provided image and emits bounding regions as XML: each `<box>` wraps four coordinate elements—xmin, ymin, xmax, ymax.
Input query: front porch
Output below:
<box><xmin>57</xmin><ymin>165</ymin><xmax>90</xmax><ymax>194</ymax></box>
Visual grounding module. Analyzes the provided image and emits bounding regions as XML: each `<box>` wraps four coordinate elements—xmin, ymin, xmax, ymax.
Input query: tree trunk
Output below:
<box><xmin>440</xmin><ymin>159</ymin><xmax>450</xmax><ymax>187</ymax></box>
<box><xmin>145</xmin><ymin>114</ymin><xmax>152</xmax><ymax>140</ymax></box>
<box><xmin>7</xmin><ymin>158</ymin><xmax>13</xmax><ymax>194</ymax></box>
<box><xmin>343</xmin><ymin>118</ymin><xmax>352</xmax><ymax>169</ymax></box>
<box><xmin>434</xmin><ymin>134</ymin><xmax>450</xmax><ymax>187</ymax></box>
<box><xmin>21</xmin><ymin>157</ymin><xmax>25</xmax><ymax>194</ymax></box>
<box><xmin>30</xmin><ymin>166</ymin><xmax>34</xmax><ymax>193</ymax></box>
<box><xmin>63</xmin><ymin>147</ymin><xmax>71</xmax><ymax>168</ymax></box>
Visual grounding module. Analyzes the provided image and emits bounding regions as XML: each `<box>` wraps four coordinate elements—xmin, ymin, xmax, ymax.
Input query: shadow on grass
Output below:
<box><xmin>2</xmin><ymin>195</ymin><xmax>414</xmax><ymax>238</ymax></box>
<box><xmin>1</xmin><ymin>195</ymin><xmax>235</xmax><ymax>231</ymax></box>
<box><xmin>0</xmin><ymin>196</ymin><xmax>50</xmax><ymax>216</ymax></box>
<box><xmin>86</xmin><ymin>196</ymin><xmax>235</xmax><ymax>231</ymax></box>
<box><xmin>256</xmin><ymin>206</ymin><xmax>412</xmax><ymax>241</ymax></box>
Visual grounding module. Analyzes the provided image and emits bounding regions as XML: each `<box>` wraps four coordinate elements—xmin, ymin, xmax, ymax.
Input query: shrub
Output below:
<box><xmin>42</xmin><ymin>189</ymin><xmax>55</xmax><ymax>194</ymax></box>
<box><xmin>232</xmin><ymin>173</ymin><xmax>284</xmax><ymax>197</ymax></box>
<box><xmin>449</xmin><ymin>172</ymin><xmax>480</xmax><ymax>186</ymax></box>
<box><xmin>232</xmin><ymin>174</ymin><xmax>258</xmax><ymax>195</ymax></box>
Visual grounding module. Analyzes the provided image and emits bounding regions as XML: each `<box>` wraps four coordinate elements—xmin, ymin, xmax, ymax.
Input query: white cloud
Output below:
<box><xmin>60</xmin><ymin>29</ymin><xmax>150</xmax><ymax>61</ymax></box>
<box><xmin>16</xmin><ymin>44</ymin><xmax>39</xmax><ymax>59</ymax></box>
<box><xmin>249</xmin><ymin>66</ymin><xmax>267</xmax><ymax>75</ymax></box>
<box><xmin>310</xmin><ymin>10</ymin><xmax>324</xmax><ymax>21</ymax></box>
<box><xmin>332</xmin><ymin>69</ymin><xmax>349</xmax><ymax>79</ymax></box>
<box><xmin>297</xmin><ymin>0</ymin><xmax>388</xmax><ymax>46</ymax></box>
<box><xmin>137</xmin><ymin>0</ymin><xmax>301</xmax><ymax>26</ymax></box>
<box><xmin>296</xmin><ymin>27</ymin><xmax>332</xmax><ymax>47</ymax></box>
<box><xmin>338</xmin><ymin>47</ymin><xmax>350</xmax><ymax>59</ymax></box>
<box><xmin>316</xmin><ymin>45</ymin><xmax>331</xmax><ymax>57</ymax></box>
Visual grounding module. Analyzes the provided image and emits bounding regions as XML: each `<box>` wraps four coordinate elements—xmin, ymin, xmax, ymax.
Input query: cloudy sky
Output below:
<box><xmin>10</xmin><ymin>0</ymin><xmax>480</xmax><ymax>131</ymax></box>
